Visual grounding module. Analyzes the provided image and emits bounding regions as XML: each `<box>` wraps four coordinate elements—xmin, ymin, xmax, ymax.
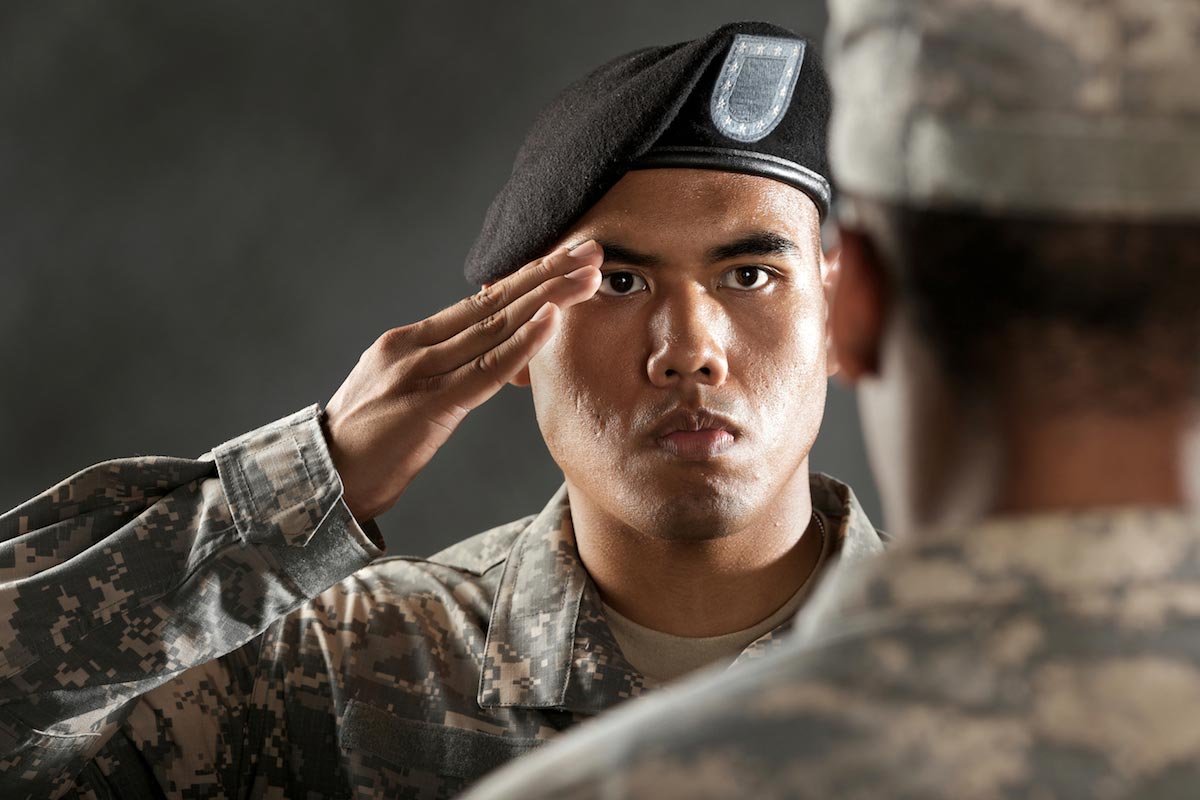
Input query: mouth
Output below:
<box><xmin>651</xmin><ymin>408</ymin><xmax>740</xmax><ymax>461</ymax></box>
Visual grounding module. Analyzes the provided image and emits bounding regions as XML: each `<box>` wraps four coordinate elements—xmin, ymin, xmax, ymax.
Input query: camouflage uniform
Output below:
<box><xmin>462</xmin><ymin>1</ymin><xmax>1200</xmax><ymax>798</ymax></box>
<box><xmin>467</xmin><ymin>510</ymin><xmax>1200</xmax><ymax>799</ymax></box>
<box><xmin>0</xmin><ymin>406</ymin><xmax>884</xmax><ymax>799</ymax></box>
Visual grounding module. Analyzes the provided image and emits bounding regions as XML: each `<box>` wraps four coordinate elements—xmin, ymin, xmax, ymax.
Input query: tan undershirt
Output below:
<box><xmin>601</xmin><ymin>510</ymin><xmax>833</xmax><ymax>686</ymax></box>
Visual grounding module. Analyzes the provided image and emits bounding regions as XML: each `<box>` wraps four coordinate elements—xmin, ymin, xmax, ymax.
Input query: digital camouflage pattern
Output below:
<box><xmin>0</xmin><ymin>406</ymin><xmax>883</xmax><ymax>798</ymax></box>
<box><xmin>468</xmin><ymin>509</ymin><xmax>1200</xmax><ymax>799</ymax></box>
<box><xmin>828</xmin><ymin>0</ymin><xmax>1200</xmax><ymax>216</ymax></box>
<box><xmin>460</xmin><ymin>1</ymin><xmax>1200</xmax><ymax>797</ymax></box>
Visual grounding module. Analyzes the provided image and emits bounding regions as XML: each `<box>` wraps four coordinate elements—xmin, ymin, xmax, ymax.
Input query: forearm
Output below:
<box><xmin>0</xmin><ymin>405</ymin><xmax>383</xmax><ymax>793</ymax></box>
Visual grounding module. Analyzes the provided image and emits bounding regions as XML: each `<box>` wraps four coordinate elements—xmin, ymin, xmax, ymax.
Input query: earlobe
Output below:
<box><xmin>509</xmin><ymin>365</ymin><xmax>532</xmax><ymax>387</ymax></box>
<box><xmin>829</xmin><ymin>226</ymin><xmax>888</xmax><ymax>383</ymax></box>
<box><xmin>825</xmin><ymin>339</ymin><xmax>842</xmax><ymax>379</ymax></box>
<box><xmin>820</xmin><ymin>241</ymin><xmax>842</xmax><ymax>287</ymax></box>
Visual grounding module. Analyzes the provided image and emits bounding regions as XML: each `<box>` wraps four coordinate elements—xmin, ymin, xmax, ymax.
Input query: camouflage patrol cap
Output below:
<box><xmin>464</xmin><ymin>21</ymin><xmax>832</xmax><ymax>285</ymax></box>
<box><xmin>826</xmin><ymin>0</ymin><xmax>1200</xmax><ymax>218</ymax></box>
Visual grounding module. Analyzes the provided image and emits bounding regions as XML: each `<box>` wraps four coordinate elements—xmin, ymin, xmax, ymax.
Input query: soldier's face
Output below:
<box><xmin>522</xmin><ymin>168</ymin><xmax>836</xmax><ymax>540</ymax></box>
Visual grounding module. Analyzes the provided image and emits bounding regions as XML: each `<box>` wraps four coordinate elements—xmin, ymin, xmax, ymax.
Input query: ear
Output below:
<box><xmin>820</xmin><ymin>241</ymin><xmax>842</xmax><ymax>378</ymax></box>
<box><xmin>509</xmin><ymin>364</ymin><xmax>532</xmax><ymax>387</ymax></box>
<box><xmin>829</xmin><ymin>225</ymin><xmax>889</xmax><ymax>383</ymax></box>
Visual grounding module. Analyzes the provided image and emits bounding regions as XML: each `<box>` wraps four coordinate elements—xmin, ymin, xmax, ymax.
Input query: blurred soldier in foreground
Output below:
<box><xmin>0</xmin><ymin>21</ymin><xmax>885</xmax><ymax>799</ymax></box>
<box><xmin>467</xmin><ymin>1</ymin><xmax>1200</xmax><ymax>798</ymax></box>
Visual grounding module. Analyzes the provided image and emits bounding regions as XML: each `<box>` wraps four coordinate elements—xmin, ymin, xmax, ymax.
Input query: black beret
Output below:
<box><xmin>464</xmin><ymin>21</ymin><xmax>832</xmax><ymax>285</ymax></box>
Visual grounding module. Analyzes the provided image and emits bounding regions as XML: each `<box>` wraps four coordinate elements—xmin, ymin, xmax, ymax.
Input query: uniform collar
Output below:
<box><xmin>792</xmin><ymin>507</ymin><xmax>1200</xmax><ymax>654</ymax></box>
<box><xmin>478</xmin><ymin>484</ymin><xmax>645</xmax><ymax>712</ymax></box>
<box><xmin>732</xmin><ymin>473</ymin><xmax>886</xmax><ymax>666</ymax></box>
<box><xmin>809</xmin><ymin>471</ymin><xmax>888</xmax><ymax>564</ymax></box>
<box><xmin>477</xmin><ymin>475</ymin><xmax>886</xmax><ymax>712</ymax></box>
<box><xmin>878</xmin><ymin>507</ymin><xmax>1200</xmax><ymax>609</ymax></box>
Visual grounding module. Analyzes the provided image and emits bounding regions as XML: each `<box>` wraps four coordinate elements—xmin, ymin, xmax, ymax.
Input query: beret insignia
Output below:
<box><xmin>711</xmin><ymin>35</ymin><xmax>805</xmax><ymax>144</ymax></box>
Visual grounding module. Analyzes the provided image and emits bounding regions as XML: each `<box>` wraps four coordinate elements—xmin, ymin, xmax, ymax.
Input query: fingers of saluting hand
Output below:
<box><xmin>412</xmin><ymin>239</ymin><xmax>604</xmax><ymax>352</ymax></box>
<box><xmin>445</xmin><ymin>300</ymin><xmax>563</xmax><ymax>409</ymax></box>
<box><xmin>416</xmin><ymin>241</ymin><xmax>603</xmax><ymax>375</ymax></box>
<box><xmin>321</xmin><ymin>241</ymin><xmax>603</xmax><ymax>521</ymax></box>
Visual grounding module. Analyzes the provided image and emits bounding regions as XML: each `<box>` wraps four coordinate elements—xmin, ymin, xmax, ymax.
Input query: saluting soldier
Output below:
<box><xmin>465</xmin><ymin>1</ymin><xmax>1200</xmax><ymax>798</ymax></box>
<box><xmin>0</xmin><ymin>21</ymin><xmax>884</xmax><ymax>799</ymax></box>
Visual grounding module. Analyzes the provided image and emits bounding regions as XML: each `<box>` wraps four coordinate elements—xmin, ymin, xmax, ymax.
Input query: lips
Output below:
<box><xmin>650</xmin><ymin>407</ymin><xmax>740</xmax><ymax>460</ymax></box>
<box><xmin>658</xmin><ymin>429</ymin><xmax>736</xmax><ymax>459</ymax></box>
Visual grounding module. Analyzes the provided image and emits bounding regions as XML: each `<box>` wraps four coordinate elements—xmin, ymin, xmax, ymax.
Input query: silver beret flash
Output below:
<box><xmin>826</xmin><ymin>0</ymin><xmax>1200</xmax><ymax>217</ymax></box>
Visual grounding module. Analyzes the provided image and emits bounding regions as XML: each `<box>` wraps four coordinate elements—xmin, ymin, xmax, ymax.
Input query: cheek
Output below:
<box><xmin>738</xmin><ymin>299</ymin><xmax>829</xmax><ymax>428</ymax></box>
<box><xmin>528</xmin><ymin>309</ymin><xmax>633</xmax><ymax>456</ymax></box>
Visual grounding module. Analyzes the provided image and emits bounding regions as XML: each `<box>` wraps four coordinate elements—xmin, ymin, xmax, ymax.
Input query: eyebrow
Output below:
<box><xmin>585</xmin><ymin>230</ymin><xmax>800</xmax><ymax>270</ymax></box>
<box><xmin>593</xmin><ymin>240</ymin><xmax>666</xmax><ymax>268</ymax></box>
<box><xmin>705</xmin><ymin>231</ymin><xmax>800</xmax><ymax>263</ymax></box>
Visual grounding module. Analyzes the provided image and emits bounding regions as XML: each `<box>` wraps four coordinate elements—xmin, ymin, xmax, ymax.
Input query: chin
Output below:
<box><xmin>629</xmin><ymin>478</ymin><xmax>764</xmax><ymax>541</ymax></box>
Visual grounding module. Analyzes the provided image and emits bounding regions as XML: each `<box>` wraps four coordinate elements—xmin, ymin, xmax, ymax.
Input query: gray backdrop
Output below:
<box><xmin>0</xmin><ymin>0</ymin><xmax>881</xmax><ymax>554</ymax></box>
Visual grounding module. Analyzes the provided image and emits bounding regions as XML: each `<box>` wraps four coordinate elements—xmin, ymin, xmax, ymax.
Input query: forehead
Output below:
<box><xmin>562</xmin><ymin>168</ymin><xmax>820</xmax><ymax>253</ymax></box>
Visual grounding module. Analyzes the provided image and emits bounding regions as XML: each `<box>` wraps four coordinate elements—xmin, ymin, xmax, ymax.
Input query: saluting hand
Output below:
<box><xmin>323</xmin><ymin>241</ymin><xmax>603</xmax><ymax>521</ymax></box>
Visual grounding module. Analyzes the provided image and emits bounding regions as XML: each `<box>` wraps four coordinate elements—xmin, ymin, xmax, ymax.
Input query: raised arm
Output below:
<box><xmin>0</xmin><ymin>241</ymin><xmax>603</xmax><ymax>797</ymax></box>
<box><xmin>0</xmin><ymin>406</ymin><xmax>383</xmax><ymax>798</ymax></box>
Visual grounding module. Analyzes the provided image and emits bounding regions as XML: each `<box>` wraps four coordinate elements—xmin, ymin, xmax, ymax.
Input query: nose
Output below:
<box><xmin>645</xmin><ymin>288</ymin><xmax>729</xmax><ymax>389</ymax></box>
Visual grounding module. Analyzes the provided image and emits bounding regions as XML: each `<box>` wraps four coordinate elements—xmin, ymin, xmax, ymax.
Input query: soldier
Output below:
<box><xmin>464</xmin><ymin>1</ymin><xmax>1200</xmax><ymax>798</ymax></box>
<box><xmin>0</xmin><ymin>21</ymin><xmax>885</xmax><ymax>799</ymax></box>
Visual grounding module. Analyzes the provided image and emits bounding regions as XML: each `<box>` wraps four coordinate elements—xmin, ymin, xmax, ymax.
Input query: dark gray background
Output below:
<box><xmin>0</xmin><ymin>0</ymin><xmax>881</xmax><ymax>554</ymax></box>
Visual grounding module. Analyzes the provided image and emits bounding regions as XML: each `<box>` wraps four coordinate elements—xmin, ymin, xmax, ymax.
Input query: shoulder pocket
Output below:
<box><xmin>338</xmin><ymin>700</ymin><xmax>542</xmax><ymax>780</ymax></box>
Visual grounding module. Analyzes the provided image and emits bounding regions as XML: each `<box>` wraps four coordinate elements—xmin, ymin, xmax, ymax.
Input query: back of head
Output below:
<box><xmin>826</xmin><ymin>0</ymin><xmax>1200</xmax><ymax>412</ymax></box>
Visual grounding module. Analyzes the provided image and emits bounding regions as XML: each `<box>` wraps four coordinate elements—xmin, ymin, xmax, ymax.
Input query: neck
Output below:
<box><xmin>568</xmin><ymin>466</ymin><xmax>822</xmax><ymax>637</ymax></box>
<box><xmin>867</xmin><ymin>313</ymin><xmax>1199</xmax><ymax>537</ymax></box>
<box><xmin>993</xmin><ymin>407</ymin><xmax>1189</xmax><ymax>514</ymax></box>
<box><xmin>899</xmin><ymin>401</ymin><xmax>1194</xmax><ymax>536</ymax></box>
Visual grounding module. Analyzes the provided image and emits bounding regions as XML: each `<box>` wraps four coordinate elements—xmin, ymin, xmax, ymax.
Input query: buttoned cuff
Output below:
<box><xmin>213</xmin><ymin>405</ymin><xmax>384</xmax><ymax>594</ymax></box>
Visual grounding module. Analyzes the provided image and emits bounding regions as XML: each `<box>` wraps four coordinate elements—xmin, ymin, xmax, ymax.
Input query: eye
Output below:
<box><xmin>719</xmin><ymin>266</ymin><xmax>773</xmax><ymax>291</ymax></box>
<box><xmin>596</xmin><ymin>271</ymin><xmax>648</xmax><ymax>296</ymax></box>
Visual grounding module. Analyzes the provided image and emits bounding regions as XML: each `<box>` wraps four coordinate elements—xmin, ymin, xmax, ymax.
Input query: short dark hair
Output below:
<box><xmin>852</xmin><ymin>200</ymin><xmax>1200</xmax><ymax>412</ymax></box>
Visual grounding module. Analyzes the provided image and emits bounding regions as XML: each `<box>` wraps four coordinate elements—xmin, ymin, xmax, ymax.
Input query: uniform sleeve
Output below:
<box><xmin>0</xmin><ymin>405</ymin><xmax>385</xmax><ymax>799</ymax></box>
